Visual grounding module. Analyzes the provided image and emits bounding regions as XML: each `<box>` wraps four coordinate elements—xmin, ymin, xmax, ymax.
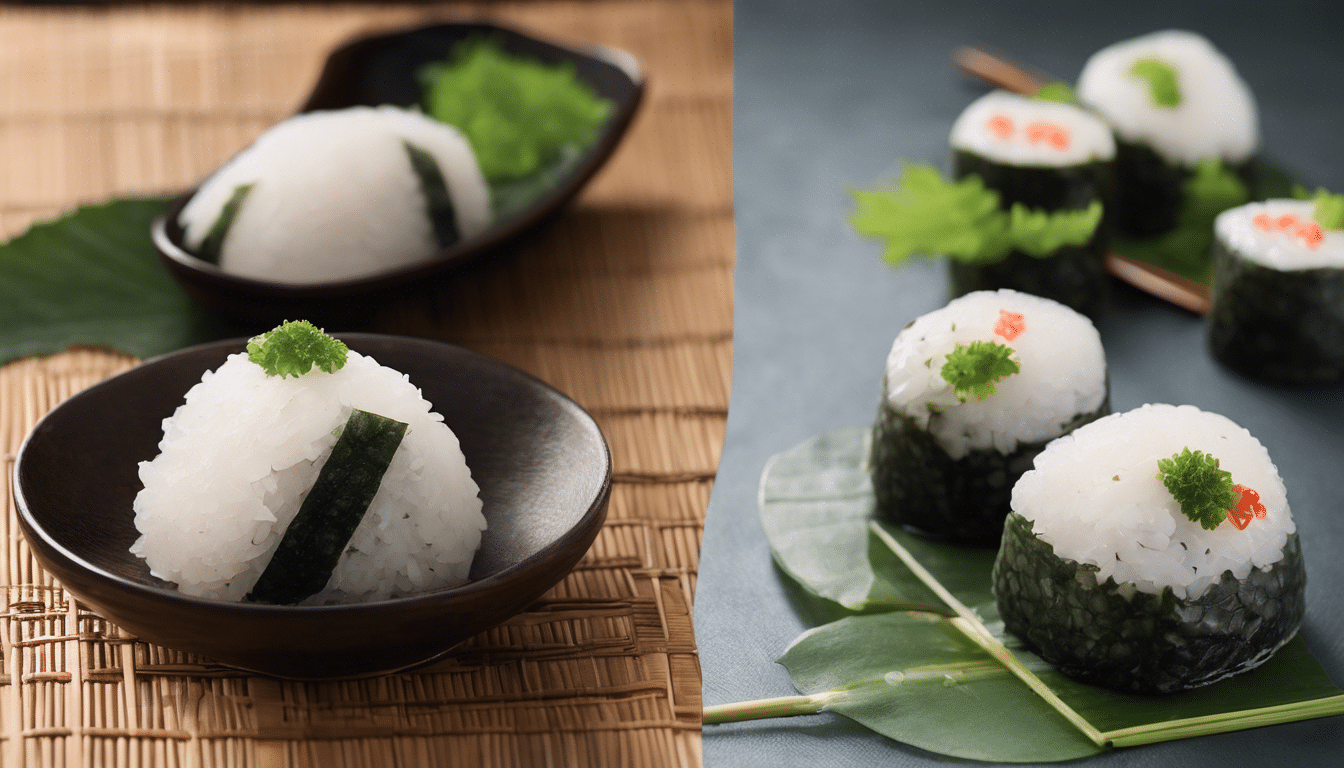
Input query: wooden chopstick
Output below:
<box><xmin>951</xmin><ymin>45</ymin><xmax>1214</xmax><ymax>316</ymax></box>
<box><xmin>952</xmin><ymin>45</ymin><xmax>1045</xmax><ymax>95</ymax></box>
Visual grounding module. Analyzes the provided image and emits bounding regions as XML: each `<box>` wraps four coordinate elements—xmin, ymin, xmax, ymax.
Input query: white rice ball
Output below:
<box><xmin>1216</xmin><ymin>199</ymin><xmax>1344</xmax><ymax>270</ymax></box>
<box><xmin>950</xmin><ymin>90</ymin><xmax>1115</xmax><ymax>168</ymax></box>
<box><xmin>1077</xmin><ymin>30</ymin><xmax>1258</xmax><ymax>166</ymax></box>
<box><xmin>179</xmin><ymin>106</ymin><xmax>492</xmax><ymax>284</ymax></box>
<box><xmin>130</xmin><ymin>350</ymin><xmax>487</xmax><ymax>603</ymax></box>
<box><xmin>883</xmin><ymin>290</ymin><xmax>1107</xmax><ymax>459</ymax></box>
<box><xmin>1013</xmin><ymin>404</ymin><xmax>1293</xmax><ymax>600</ymax></box>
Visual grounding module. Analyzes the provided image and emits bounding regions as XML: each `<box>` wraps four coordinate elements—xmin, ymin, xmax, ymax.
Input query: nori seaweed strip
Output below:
<box><xmin>950</xmin><ymin>151</ymin><xmax>1113</xmax><ymax>316</ymax></box>
<box><xmin>247</xmin><ymin>409</ymin><xmax>408</xmax><ymax>605</ymax></box>
<box><xmin>1111</xmin><ymin>139</ymin><xmax>1259</xmax><ymax>238</ymax></box>
<box><xmin>993</xmin><ymin>512</ymin><xmax>1306</xmax><ymax>694</ymax></box>
<box><xmin>868</xmin><ymin>385</ymin><xmax>1109</xmax><ymax>544</ymax></box>
<box><xmin>403</xmin><ymin>140</ymin><xmax>461</xmax><ymax>247</ymax></box>
<box><xmin>194</xmin><ymin>183</ymin><xmax>253</xmax><ymax>265</ymax></box>
<box><xmin>1111</xmin><ymin>139</ymin><xmax>1188</xmax><ymax>237</ymax></box>
<box><xmin>1207</xmin><ymin>236</ymin><xmax>1344</xmax><ymax>384</ymax></box>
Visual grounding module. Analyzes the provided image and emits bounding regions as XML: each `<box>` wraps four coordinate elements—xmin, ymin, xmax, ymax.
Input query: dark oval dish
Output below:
<box><xmin>13</xmin><ymin>334</ymin><xmax>612</xmax><ymax>679</ymax></box>
<box><xmin>151</xmin><ymin>20</ymin><xmax>646</xmax><ymax>328</ymax></box>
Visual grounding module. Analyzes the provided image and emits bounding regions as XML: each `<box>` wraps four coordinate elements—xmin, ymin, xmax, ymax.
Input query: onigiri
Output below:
<box><xmin>178</xmin><ymin>106</ymin><xmax>492</xmax><ymax>284</ymax></box>
<box><xmin>131</xmin><ymin>321</ymin><xmax>487</xmax><ymax>604</ymax></box>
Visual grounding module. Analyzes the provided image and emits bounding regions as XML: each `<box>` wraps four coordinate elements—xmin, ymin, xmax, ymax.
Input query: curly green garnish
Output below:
<box><xmin>419</xmin><ymin>37</ymin><xmax>613</xmax><ymax>183</ymax></box>
<box><xmin>852</xmin><ymin>165</ymin><xmax>1103</xmax><ymax>266</ymax></box>
<box><xmin>1129</xmin><ymin>58</ymin><xmax>1182</xmax><ymax>107</ymax></box>
<box><xmin>940</xmin><ymin>340</ymin><xmax>1020</xmax><ymax>402</ymax></box>
<box><xmin>1157</xmin><ymin>448</ymin><xmax>1237</xmax><ymax>530</ymax></box>
<box><xmin>1033</xmin><ymin>81</ymin><xmax>1076</xmax><ymax>103</ymax></box>
<box><xmin>246</xmin><ymin>320</ymin><xmax>348</xmax><ymax>378</ymax></box>
<box><xmin>1311</xmin><ymin>188</ymin><xmax>1344</xmax><ymax>230</ymax></box>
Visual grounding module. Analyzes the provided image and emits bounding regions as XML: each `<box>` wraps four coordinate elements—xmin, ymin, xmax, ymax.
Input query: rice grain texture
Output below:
<box><xmin>131</xmin><ymin>350</ymin><xmax>486</xmax><ymax>604</ymax></box>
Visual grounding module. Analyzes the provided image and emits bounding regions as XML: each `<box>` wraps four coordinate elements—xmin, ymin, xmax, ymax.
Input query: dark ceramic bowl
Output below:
<box><xmin>13</xmin><ymin>334</ymin><xmax>611</xmax><ymax>679</ymax></box>
<box><xmin>151</xmin><ymin>20</ymin><xmax>645</xmax><ymax>329</ymax></box>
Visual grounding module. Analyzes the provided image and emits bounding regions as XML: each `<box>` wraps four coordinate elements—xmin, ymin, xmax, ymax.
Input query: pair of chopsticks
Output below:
<box><xmin>952</xmin><ymin>46</ymin><xmax>1212</xmax><ymax>315</ymax></box>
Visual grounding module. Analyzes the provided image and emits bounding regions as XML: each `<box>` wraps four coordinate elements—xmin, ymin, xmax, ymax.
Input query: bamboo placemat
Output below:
<box><xmin>0</xmin><ymin>2</ymin><xmax>731</xmax><ymax>766</ymax></box>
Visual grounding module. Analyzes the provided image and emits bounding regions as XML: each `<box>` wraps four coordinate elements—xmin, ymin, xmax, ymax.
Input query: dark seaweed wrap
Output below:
<box><xmin>994</xmin><ymin>512</ymin><xmax>1306</xmax><ymax>694</ymax></box>
<box><xmin>1208</xmin><ymin>234</ymin><xmax>1344</xmax><ymax>384</ymax></box>
<box><xmin>867</xmin><ymin>383</ymin><xmax>1109</xmax><ymax>544</ymax></box>
<box><xmin>1110</xmin><ymin>139</ymin><xmax>1258</xmax><ymax>238</ymax></box>
<box><xmin>950</xmin><ymin>150</ymin><xmax>1114</xmax><ymax>316</ymax></box>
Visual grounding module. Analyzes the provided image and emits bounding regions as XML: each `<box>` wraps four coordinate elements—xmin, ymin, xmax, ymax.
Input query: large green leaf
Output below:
<box><xmin>760</xmin><ymin>426</ymin><xmax>995</xmax><ymax>613</ymax></box>
<box><xmin>779</xmin><ymin>612</ymin><xmax>1103</xmax><ymax>762</ymax></box>
<box><xmin>0</xmin><ymin>197</ymin><xmax>237</xmax><ymax>366</ymax></box>
<box><xmin>748</xmin><ymin>427</ymin><xmax>1344</xmax><ymax>759</ymax></box>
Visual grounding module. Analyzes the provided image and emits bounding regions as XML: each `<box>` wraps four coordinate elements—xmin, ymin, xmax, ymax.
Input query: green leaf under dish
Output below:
<box><xmin>724</xmin><ymin>426</ymin><xmax>1344</xmax><ymax>761</ymax></box>
<box><xmin>0</xmin><ymin>197</ymin><xmax>239</xmax><ymax>367</ymax></box>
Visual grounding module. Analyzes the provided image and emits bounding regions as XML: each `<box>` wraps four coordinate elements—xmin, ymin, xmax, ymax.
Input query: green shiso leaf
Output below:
<box><xmin>246</xmin><ymin>320</ymin><xmax>348</xmax><ymax>378</ymax></box>
<box><xmin>1034</xmin><ymin>81</ymin><xmax>1076</xmax><ymax>103</ymax></box>
<box><xmin>1312</xmin><ymin>188</ymin><xmax>1344</xmax><ymax>230</ymax></box>
<box><xmin>852</xmin><ymin>165</ymin><xmax>1010</xmax><ymax>265</ymax></box>
<box><xmin>1009</xmin><ymin>200</ymin><xmax>1103</xmax><ymax>257</ymax></box>
<box><xmin>420</xmin><ymin>37</ymin><xmax>613</xmax><ymax>184</ymax></box>
<box><xmin>852</xmin><ymin>165</ymin><xmax>1102</xmax><ymax>266</ymax></box>
<box><xmin>0</xmin><ymin>197</ymin><xmax>238</xmax><ymax>367</ymax></box>
<box><xmin>1128</xmin><ymin>58</ymin><xmax>1182</xmax><ymax>107</ymax></box>
<box><xmin>940</xmin><ymin>340</ymin><xmax>1019</xmax><ymax>401</ymax></box>
<box><xmin>1157</xmin><ymin>448</ymin><xmax>1237</xmax><ymax>530</ymax></box>
<box><xmin>1115</xmin><ymin>158</ymin><xmax>1249</xmax><ymax>282</ymax></box>
<box><xmin>709</xmin><ymin>427</ymin><xmax>1344</xmax><ymax>760</ymax></box>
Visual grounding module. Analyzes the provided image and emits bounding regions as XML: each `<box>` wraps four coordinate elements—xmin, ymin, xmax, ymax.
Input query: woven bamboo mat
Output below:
<box><xmin>0</xmin><ymin>2</ymin><xmax>730</xmax><ymax>766</ymax></box>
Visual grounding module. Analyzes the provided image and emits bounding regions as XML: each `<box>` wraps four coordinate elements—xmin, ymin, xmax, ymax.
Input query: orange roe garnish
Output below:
<box><xmin>987</xmin><ymin>115</ymin><xmax>1014</xmax><ymax>139</ymax></box>
<box><xmin>1026</xmin><ymin>121</ymin><xmax>1070</xmax><ymax>149</ymax></box>
<box><xmin>993</xmin><ymin>310</ymin><xmax>1026</xmax><ymax>341</ymax></box>
<box><xmin>1226</xmin><ymin>484</ymin><xmax>1267</xmax><ymax>531</ymax></box>
<box><xmin>1300</xmin><ymin>221</ymin><xmax>1325</xmax><ymax>248</ymax></box>
<box><xmin>1251</xmin><ymin>211</ymin><xmax>1324</xmax><ymax>249</ymax></box>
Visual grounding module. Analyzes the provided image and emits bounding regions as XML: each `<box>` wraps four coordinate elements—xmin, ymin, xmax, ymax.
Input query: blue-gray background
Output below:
<box><xmin>697</xmin><ymin>1</ymin><xmax>1344</xmax><ymax>765</ymax></box>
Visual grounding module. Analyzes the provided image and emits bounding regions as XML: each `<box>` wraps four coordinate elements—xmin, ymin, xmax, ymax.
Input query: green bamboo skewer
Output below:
<box><xmin>704</xmin><ymin>660</ymin><xmax>1007</xmax><ymax>725</ymax></box>
<box><xmin>867</xmin><ymin>521</ymin><xmax>1106</xmax><ymax>747</ymax></box>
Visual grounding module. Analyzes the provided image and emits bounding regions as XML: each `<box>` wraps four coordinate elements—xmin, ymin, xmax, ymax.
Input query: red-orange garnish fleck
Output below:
<box><xmin>1026</xmin><ymin>121</ymin><xmax>1070</xmax><ymax>149</ymax></box>
<box><xmin>1227</xmin><ymin>484</ymin><xmax>1267</xmax><ymax>531</ymax></box>
<box><xmin>987</xmin><ymin>115</ymin><xmax>1014</xmax><ymax>139</ymax></box>
<box><xmin>993</xmin><ymin>310</ymin><xmax>1026</xmax><ymax>341</ymax></box>
<box><xmin>1299</xmin><ymin>221</ymin><xmax>1325</xmax><ymax>249</ymax></box>
<box><xmin>1252</xmin><ymin>211</ymin><xmax>1324</xmax><ymax>249</ymax></box>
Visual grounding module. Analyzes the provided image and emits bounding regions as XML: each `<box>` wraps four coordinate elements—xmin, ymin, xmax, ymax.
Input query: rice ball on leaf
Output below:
<box><xmin>993</xmin><ymin>403</ymin><xmax>1305</xmax><ymax>694</ymax></box>
<box><xmin>868</xmin><ymin>289</ymin><xmax>1109</xmax><ymax>543</ymax></box>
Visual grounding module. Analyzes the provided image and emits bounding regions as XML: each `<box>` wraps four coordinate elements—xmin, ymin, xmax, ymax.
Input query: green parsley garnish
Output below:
<box><xmin>1128</xmin><ymin>58</ymin><xmax>1182</xmax><ymax>107</ymax></box>
<box><xmin>940</xmin><ymin>341</ymin><xmax>1020</xmax><ymax>402</ymax></box>
<box><xmin>246</xmin><ymin>320</ymin><xmax>348</xmax><ymax>378</ymax></box>
<box><xmin>1033</xmin><ymin>81</ymin><xmax>1076</xmax><ymax>103</ymax></box>
<box><xmin>852</xmin><ymin>165</ymin><xmax>1103</xmax><ymax>266</ymax></box>
<box><xmin>419</xmin><ymin>37</ymin><xmax>614</xmax><ymax>183</ymax></box>
<box><xmin>1156</xmin><ymin>448</ymin><xmax>1237</xmax><ymax>530</ymax></box>
<box><xmin>1311</xmin><ymin>188</ymin><xmax>1344</xmax><ymax>230</ymax></box>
